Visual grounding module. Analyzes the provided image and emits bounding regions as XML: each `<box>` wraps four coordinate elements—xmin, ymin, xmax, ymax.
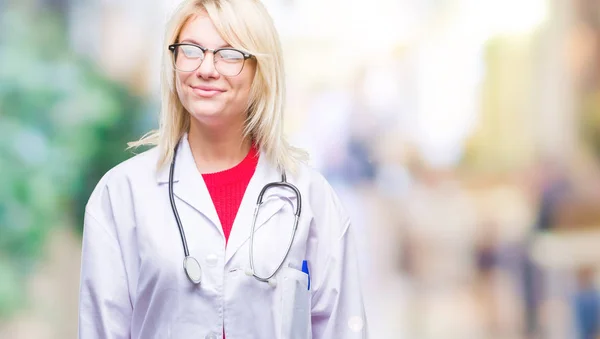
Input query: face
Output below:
<box><xmin>174</xmin><ymin>13</ymin><xmax>256</xmax><ymax>127</ymax></box>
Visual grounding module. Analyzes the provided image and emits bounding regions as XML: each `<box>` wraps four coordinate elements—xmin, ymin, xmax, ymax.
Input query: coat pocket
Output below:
<box><xmin>279</xmin><ymin>267</ymin><xmax>311</xmax><ymax>339</ymax></box>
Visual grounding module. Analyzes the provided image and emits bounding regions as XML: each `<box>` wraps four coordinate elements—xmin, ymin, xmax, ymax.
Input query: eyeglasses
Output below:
<box><xmin>168</xmin><ymin>43</ymin><xmax>253</xmax><ymax>77</ymax></box>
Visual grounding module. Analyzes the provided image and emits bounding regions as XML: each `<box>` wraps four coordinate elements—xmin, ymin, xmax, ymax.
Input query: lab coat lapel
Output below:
<box><xmin>156</xmin><ymin>137</ymin><xmax>223</xmax><ymax>237</ymax></box>
<box><xmin>224</xmin><ymin>152</ymin><xmax>295</xmax><ymax>265</ymax></box>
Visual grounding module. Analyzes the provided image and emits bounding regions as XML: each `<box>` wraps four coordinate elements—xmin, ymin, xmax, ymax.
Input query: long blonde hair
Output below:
<box><xmin>129</xmin><ymin>0</ymin><xmax>307</xmax><ymax>172</ymax></box>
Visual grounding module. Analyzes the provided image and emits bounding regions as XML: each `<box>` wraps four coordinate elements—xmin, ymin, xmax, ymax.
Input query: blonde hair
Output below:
<box><xmin>129</xmin><ymin>0</ymin><xmax>307</xmax><ymax>172</ymax></box>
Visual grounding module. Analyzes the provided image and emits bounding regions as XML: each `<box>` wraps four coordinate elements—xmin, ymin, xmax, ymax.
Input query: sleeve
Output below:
<box><xmin>309</xmin><ymin>187</ymin><xmax>368</xmax><ymax>338</ymax></box>
<box><xmin>78</xmin><ymin>207</ymin><xmax>132</xmax><ymax>339</ymax></box>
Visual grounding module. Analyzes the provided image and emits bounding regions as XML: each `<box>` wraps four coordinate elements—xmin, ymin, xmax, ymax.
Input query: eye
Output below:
<box><xmin>217</xmin><ymin>49</ymin><xmax>245</xmax><ymax>62</ymax></box>
<box><xmin>179</xmin><ymin>45</ymin><xmax>204</xmax><ymax>58</ymax></box>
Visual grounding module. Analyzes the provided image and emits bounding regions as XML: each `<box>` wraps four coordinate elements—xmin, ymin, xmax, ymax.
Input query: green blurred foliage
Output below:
<box><xmin>0</xmin><ymin>5</ymin><xmax>153</xmax><ymax>318</ymax></box>
<box><xmin>581</xmin><ymin>90</ymin><xmax>600</xmax><ymax>159</ymax></box>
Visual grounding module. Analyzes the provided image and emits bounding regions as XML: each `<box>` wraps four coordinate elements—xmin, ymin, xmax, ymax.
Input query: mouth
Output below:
<box><xmin>190</xmin><ymin>85</ymin><xmax>225</xmax><ymax>98</ymax></box>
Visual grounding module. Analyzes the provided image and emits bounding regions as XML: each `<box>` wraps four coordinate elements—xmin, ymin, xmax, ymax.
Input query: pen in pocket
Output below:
<box><xmin>301</xmin><ymin>260</ymin><xmax>310</xmax><ymax>290</ymax></box>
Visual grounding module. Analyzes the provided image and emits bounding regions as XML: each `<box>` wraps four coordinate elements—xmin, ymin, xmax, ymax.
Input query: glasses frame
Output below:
<box><xmin>168</xmin><ymin>43</ymin><xmax>254</xmax><ymax>77</ymax></box>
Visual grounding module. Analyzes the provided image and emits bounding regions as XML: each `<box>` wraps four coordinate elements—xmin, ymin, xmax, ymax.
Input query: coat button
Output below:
<box><xmin>205</xmin><ymin>254</ymin><xmax>218</xmax><ymax>267</ymax></box>
<box><xmin>205</xmin><ymin>333</ymin><xmax>218</xmax><ymax>339</ymax></box>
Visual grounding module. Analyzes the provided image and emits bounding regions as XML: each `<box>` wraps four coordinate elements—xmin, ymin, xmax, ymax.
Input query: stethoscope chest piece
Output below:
<box><xmin>183</xmin><ymin>256</ymin><xmax>202</xmax><ymax>285</ymax></box>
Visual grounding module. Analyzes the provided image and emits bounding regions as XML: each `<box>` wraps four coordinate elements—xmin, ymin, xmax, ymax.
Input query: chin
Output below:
<box><xmin>188</xmin><ymin>101</ymin><xmax>224</xmax><ymax>118</ymax></box>
<box><xmin>188</xmin><ymin>106</ymin><xmax>232</xmax><ymax>128</ymax></box>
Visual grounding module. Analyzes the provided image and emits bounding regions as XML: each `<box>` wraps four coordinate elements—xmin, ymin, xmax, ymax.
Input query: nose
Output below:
<box><xmin>195</xmin><ymin>51</ymin><xmax>220</xmax><ymax>79</ymax></box>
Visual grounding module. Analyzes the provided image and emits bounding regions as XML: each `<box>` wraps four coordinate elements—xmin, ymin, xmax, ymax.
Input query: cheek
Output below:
<box><xmin>240</xmin><ymin>70</ymin><xmax>257</xmax><ymax>102</ymax></box>
<box><xmin>175</xmin><ymin>75</ymin><xmax>193</xmax><ymax>105</ymax></box>
<box><xmin>175</xmin><ymin>74</ymin><xmax>187</xmax><ymax>94</ymax></box>
<box><xmin>231</xmin><ymin>75</ymin><xmax>255</xmax><ymax>100</ymax></box>
<box><xmin>235</xmin><ymin>83</ymin><xmax>252</xmax><ymax>99</ymax></box>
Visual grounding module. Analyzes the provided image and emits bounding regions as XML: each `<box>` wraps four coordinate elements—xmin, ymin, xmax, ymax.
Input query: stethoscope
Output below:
<box><xmin>168</xmin><ymin>141</ymin><xmax>302</xmax><ymax>287</ymax></box>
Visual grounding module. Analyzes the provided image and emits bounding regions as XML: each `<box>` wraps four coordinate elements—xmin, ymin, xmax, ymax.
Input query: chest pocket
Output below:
<box><xmin>279</xmin><ymin>266</ymin><xmax>311</xmax><ymax>339</ymax></box>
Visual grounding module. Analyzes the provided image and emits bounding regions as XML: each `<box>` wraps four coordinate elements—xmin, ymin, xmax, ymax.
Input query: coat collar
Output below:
<box><xmin>156</xmin><ymin>135</ymin><xmax>222</xmax><ymax>237</ymax></box>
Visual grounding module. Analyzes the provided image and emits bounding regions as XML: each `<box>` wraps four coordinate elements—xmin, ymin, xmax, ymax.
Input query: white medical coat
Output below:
<box><xmin>78</xmin><ymin>136</ymin><xmax>367</xmax><ymax>339</ymax></box>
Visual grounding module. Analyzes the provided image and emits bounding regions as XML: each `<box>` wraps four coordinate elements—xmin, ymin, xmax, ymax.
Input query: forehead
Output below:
<box><xmin>179</xmin><ymin>13</ymin><xmax>227</xmax><ymax>48</ymax></box>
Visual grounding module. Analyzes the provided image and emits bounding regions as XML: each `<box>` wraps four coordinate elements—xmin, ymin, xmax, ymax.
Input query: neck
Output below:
<box><xmin>187</xmin><ymin>118</ymin><xmax>252</xmax><ymax>174</ymax></box>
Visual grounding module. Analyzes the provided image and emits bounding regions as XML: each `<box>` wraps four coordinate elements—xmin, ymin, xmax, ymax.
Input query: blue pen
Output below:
<box><xmin>301</xmin><ymin>260</ymin><xmax>310</xmax><ymax>290</ymax></box>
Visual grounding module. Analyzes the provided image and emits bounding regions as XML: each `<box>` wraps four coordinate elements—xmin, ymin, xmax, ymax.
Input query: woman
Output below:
<box><xmin>78</xmin><ymin>0</ymin><xmax>367</xmax><ymax>338</ymax></box>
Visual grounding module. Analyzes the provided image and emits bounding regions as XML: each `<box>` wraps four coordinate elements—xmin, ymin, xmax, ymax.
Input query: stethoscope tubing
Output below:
<box><xmin>168</xmin><ymin>140</ymin><xmax>302</xmax><ymax>286</ymax></box>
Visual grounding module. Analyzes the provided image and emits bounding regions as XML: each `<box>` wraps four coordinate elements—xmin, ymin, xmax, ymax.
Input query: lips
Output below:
<box><xmin>190</xmin><ymin>85</ymin><xmax>225</xmax><ymax>98</ymax></box>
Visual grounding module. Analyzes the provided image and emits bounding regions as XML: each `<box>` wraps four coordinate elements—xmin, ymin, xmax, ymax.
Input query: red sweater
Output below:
<box><xmin>201</xmin><ymin>145</ymin><xmax>259</xmax><ymax>243</ymax></box>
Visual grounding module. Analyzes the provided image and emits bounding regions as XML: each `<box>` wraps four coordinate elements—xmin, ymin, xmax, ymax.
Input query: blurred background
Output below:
<box><xmin>2</xmin><ymin>0</ymin><xmax>600</xmax><ymax>338</ymax></box>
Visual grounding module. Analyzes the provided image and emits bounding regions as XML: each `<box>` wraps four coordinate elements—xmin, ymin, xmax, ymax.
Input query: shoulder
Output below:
<box><xmin>293</xmin><ymin>161</ymin><xmax>336</xmax><ymax>198</ymax></box>
<box><xmin>292</xmin><ymin>161</ymin><xmax>351</xmax><ymax>229</ymax></box>
<box><xmin>85</xmin><ymin>147</ymin><xmax>160</xmax><ymax>216</ymax></box>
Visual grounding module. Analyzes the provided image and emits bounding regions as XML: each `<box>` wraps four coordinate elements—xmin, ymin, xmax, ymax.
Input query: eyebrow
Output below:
<box><xmin>179</xmin><ymin>38</ymin><xmax>232</xmax><ymax>49</ymax></box>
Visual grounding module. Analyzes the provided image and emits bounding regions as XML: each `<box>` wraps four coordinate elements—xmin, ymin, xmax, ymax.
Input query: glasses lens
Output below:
<box><xmin>173</xmin><ymin>45</ymin><xmax>204</xmax><ymax>72</ymax></box>
<box><xmin>215</xmin><ymin>49</ymin><xmax>245</xmax><ymax>76</ymax></box>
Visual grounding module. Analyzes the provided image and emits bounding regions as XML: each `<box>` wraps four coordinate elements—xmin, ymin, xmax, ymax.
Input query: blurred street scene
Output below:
<box><xmin>2</xmin><ymin>0</ymin><xmax>600</xmax><ymax>338</ymax></box>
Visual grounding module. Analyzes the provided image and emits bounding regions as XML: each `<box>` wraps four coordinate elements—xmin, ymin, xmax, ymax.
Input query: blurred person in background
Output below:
<box><xmin>77</xmin><ymin>1</ymin><xmax>367</xmax><ymax>338</ymax></box>
<box><xmin>524</xmin><ymin>158</ymin><xmax>571</xmax><ymax>337</ymax></box>
<box><xmin>573</xmin><ymin>267</ymin><xmax>600</xmax><ymax>339</ymax></box>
